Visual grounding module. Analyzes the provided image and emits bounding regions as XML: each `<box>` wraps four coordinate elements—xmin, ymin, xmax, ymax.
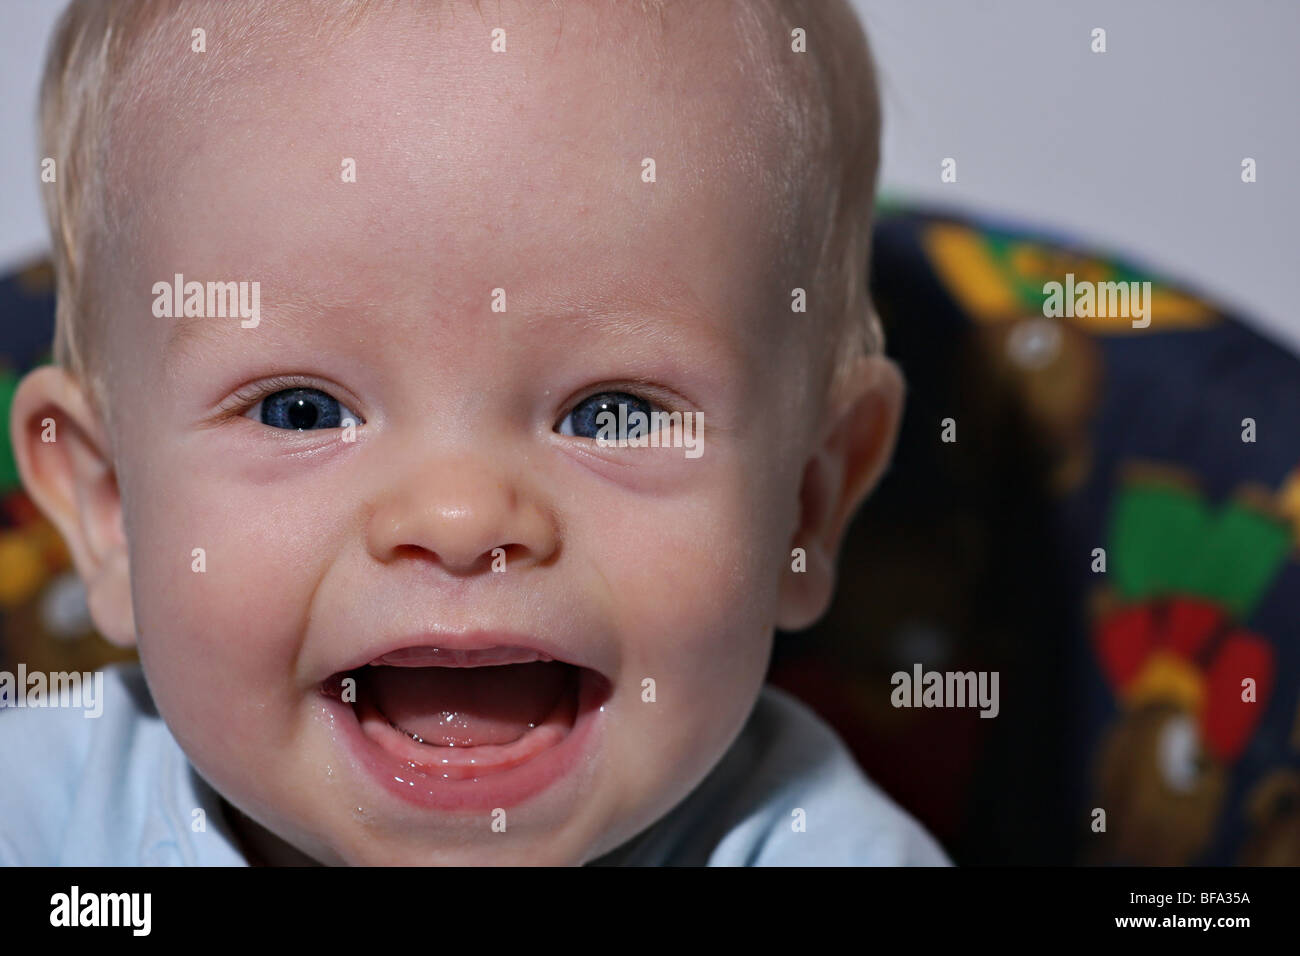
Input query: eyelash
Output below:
<box><xmin>555</xmin><ymin>384</ymin><xmax>680</xmax><ymax>425</ymax></box>
<box><xmin>222</xmin><ymin>375</ymin><xmax>349</xmax><ymax>418</ymax></box>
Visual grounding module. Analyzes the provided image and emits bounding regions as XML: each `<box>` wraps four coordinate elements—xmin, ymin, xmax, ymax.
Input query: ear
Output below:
<box><xmin>776</xmin><ymin>352</ymin><xmax>904</xmax><ymax>632</ymax></box>
<box><xmin>8</xmin><ymin>365</ymin><xmax>135</xmax><ymax>647</ymax></box>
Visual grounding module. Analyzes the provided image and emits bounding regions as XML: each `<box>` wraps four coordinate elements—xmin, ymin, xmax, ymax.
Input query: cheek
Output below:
<box><xmin>595</xmin><ymin>478</ymin><xmax>783</xmax><ymax>739</ymax></box>
<box><xmin>121</xmin><ymin>451</ymin><xmax>337</xmax><ymax>756</ymax></box>
<box><xmin>586</xmin><ymin>487</ymin><xmax>782</xmax><ymax>826</ymax></box>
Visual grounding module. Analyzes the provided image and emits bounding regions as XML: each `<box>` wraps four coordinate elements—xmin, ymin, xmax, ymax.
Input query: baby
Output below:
<box><xmin>3</xmin><ymin>0</ymin><xmax>948</xmax><ymax>866</ymax></box>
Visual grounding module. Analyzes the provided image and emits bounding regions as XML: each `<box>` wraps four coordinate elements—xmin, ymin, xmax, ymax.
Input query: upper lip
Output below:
<box><xmin>327</xmin><ymin>631</ymin><xmax>607</xmax><ymax>681</ymax></box>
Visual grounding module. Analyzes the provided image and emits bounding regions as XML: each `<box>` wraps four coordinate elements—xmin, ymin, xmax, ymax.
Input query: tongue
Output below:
<box><xmin>361</xmin><ymin>662</ymin><xmax>571</xmax><ymax>746</ymax></box>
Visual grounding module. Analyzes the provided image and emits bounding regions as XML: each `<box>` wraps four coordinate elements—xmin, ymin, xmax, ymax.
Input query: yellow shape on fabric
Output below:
<box><xmin>924</xmin><ymin>223</ymin><xmax>1218</xmax><ymax>331</ymax></box>
<box><xmin>0</xmin><ymin>530</ymin><xmax>47</xmax><ymax>607</ymax></box>
<box><xmin>922</xmin><ymin>225</ymin><xmax>1022</xmax><ymax>319</ymax></box>
<box><xmin>1123</xmin><ymin>650</ymin><xmax>1205</xmax><ymax>714</ymax></box>
<box><xmin>1279</xmin><ymin>467</ymin><xmax>1300</xmax><ymax>545</ymax></box>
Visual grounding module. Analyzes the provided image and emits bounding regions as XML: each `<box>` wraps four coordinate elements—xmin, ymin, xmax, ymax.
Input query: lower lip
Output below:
<box><xmin>323</xmin><ymin>668</ymin><xmax>608</xmax><ymax>812</ymax></box>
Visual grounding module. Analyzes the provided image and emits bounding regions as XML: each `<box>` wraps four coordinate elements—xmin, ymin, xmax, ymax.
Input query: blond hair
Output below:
<box><xmin>39</xmin><ymin>0</ymin><xmax>881</xmax><ymax>419</ymax></box>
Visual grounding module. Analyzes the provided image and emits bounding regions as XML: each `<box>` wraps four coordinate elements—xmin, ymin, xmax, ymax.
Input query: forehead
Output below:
<box><xmin>111</xmin><ymin>0</ymin><xmax>807</xmax><ymax>368</ymax></box>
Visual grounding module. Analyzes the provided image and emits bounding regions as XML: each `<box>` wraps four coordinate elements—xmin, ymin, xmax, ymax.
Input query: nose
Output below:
<box><xmin>367</xmin><ymin>456</ymin><xmax>559</xmax><ymax>575</ymax></box>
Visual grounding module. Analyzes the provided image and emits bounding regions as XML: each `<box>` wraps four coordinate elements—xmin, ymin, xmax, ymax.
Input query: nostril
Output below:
<box><xmin>488</xmin><ymin>542</ymin><xmax>564</xmax><ymax>571</ymax></box>
<box><xmin>390</xmin><ymin>544</ymin><xmax>430</xmax><ymax>562</ymax></box>
<box><xmin>388</xmin><ymin>542</ymin><xmax>527</xmax><ymax>574</ymax></box>
<box><xmin>488</xmin><ymin>543</ymin><xmax>531</xmax><ymax>571</ymax></box>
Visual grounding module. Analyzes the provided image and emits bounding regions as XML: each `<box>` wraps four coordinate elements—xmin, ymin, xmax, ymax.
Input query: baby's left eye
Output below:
<box><xmin>248</xmin><ymin>387</ymin><xmax>360</xmax><ymax>431</ymax></box>
<box><xmin>557</xmin><ymin>391</ymin><xmax>659</xmax><ymax>440</ymax></box>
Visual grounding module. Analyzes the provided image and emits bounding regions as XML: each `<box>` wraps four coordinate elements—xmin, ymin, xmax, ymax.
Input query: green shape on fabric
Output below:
<box><xmin>1111</xmin><ymin>481</ymin><xmax>1290</xmax><ymax>618</ymax></box>
<box><xmin>1111</xmin><ymin>484</ymin><xmax>1204</xmax><ymax>600</ymax></box>
<box><xmin>1182</xmin><ymin>501</ymin><xmax>1291</xmax><ymax>618</ymax></box>
<box><xmin>0</xmin><ymin>368</ymin><xmax>19</xmax><ymax>492</ymax></box>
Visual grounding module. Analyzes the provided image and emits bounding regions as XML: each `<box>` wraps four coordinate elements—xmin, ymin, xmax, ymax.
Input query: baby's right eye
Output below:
<box><xmin>247</xmin><ymin>387</ymin><xmax>361</xmax><ymax>431</ymax></box>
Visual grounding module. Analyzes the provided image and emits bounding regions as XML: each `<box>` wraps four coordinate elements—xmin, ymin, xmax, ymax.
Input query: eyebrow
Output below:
<box><xmin>164</xmin><ymin>313</ymin><xmax>225</xmax><ymax>365</ymax></box>
<box><xmin>162</xmin><ymin>289</ymin><xmax>353</xmax><ymax>363</ymax></box>
<box><xmin>517</xmin><ymin>272</ymin><xmax>745</xmax><ymax>358</ymax></box>
<box><xmin>526</xmin><ymin>312</ymin><xmax>748</xmax><ymax>383</ymax></box>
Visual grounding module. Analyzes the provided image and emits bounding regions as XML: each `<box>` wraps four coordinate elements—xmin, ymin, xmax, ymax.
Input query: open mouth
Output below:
<box><xmin>320</xmin><ymin>645</ymin><xmax>609</xmax><ymax>801</ymax></box>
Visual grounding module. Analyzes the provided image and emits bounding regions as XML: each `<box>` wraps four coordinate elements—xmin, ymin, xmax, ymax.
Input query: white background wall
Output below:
<box><xmin>2</xmin><ymin>1</ymin><xmax>1297</xmax><ymax>351</ymax></box>
<box><xmin>857</xmin><ymin>0</ymin><xmax>1298</xmax><ymax>351</ymax></box>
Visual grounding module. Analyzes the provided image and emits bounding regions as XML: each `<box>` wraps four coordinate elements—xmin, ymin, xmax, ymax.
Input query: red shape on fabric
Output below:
<box><xmin>1201</xmin><ymin>632</ymin><xmax>1273</xmax><ymax>762</ymax></box>
<box><xmin>1095</xmin><ymin>603</ymin><xmax>1157</xmax><ymax>691</ymax></box>
<box><xmin>1165</xmin><ymin>596</ymin><xmax>1226</xmax><ymax>661</ymax></box>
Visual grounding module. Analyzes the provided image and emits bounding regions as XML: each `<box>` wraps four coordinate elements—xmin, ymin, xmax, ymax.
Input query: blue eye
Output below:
<box><xmin>254</xmin><ymin>387</ymin><xmax>359</xmax><ymax>430</ymax></box>
<box><xmin>558</xmin><ymin>391</ymin><xmax>657</xmax><ymax>440</ymax></box>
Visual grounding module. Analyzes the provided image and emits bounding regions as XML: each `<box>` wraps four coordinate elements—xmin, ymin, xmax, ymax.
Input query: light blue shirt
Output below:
<box><xmin>0</xmin><ymin>663</ymin><xmax>950</xmax><ymax>866</ymax></box>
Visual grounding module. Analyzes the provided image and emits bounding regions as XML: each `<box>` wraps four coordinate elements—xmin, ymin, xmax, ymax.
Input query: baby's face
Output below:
<box><xmin>95</xmin><ymin>4</ymin><xmax>834</xmax><ymax>864</ymax></box>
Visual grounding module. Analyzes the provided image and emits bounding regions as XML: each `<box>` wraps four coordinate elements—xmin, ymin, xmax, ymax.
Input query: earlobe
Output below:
<box><xmin>775</xmin><ymin>353</ymin><xmax>905</xmax><ymax>632</ymax></box>
<box><xmin>8</xmin><ymin>366</ymin><xmax>136</xmax><ymax>647</ymax></box>
<box><xmin>776</xmin><ymin>530</ymin><xmax>835</xmax><ymax>632</ymax></box>
<box><xmin>83</xmin><ymin>547</ymin><xmax>137</xmax><ymax>648</ymax></box>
